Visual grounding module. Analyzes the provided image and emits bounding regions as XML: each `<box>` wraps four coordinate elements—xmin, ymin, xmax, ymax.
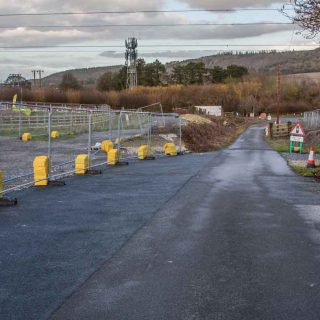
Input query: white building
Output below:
<box><xmin>195</xmin><ymin>106</ymin><xmax>223</xmax><ymax>117</ymax></box>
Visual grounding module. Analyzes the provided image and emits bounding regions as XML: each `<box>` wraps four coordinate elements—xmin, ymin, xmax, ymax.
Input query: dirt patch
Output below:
<box><xmin>181</xmin><ymin>114</ymin><xmax>212</xmax><ymax>124</ymax></box>
<box><xmin>121</xmin><ymin>134</ymin><xmax>185</xmax><ymax>156</ymax></box>
<box><xmin>182</xmin><ymin>116</ymin><xmax>253</xmax><ymax>153</ymax></box>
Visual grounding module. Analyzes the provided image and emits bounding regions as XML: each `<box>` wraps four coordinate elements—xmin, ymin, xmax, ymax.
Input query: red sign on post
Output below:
<box><xmin>290</xmin><ymin>123</ymin><xmax>305</xmax><ymax>136</ymax></box>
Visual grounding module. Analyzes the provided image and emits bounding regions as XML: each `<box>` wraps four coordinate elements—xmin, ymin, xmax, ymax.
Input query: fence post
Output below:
<box><xmin>109</xmin><ymin>108</ymin><xmax>112</xmax><ymax>140</ymax></box>
<box><xmin>269</xmin><ymin>122</ymin><xmax>273</xmax><ymax>139</ymax></box>
<box><xmin>137</xmin><ymin>111</ymin><xmax>143</xmax><ymax>135</ymax></box>
<box><xmin>117</xmin><ymin>111</ymin><xmax>122</xmax><ymax>158</ymax></box>
<box><xmin>48</xmin><ymin>108</ymin><xmax>52</xmax><ymax>175</ymax></box>
<box><xmin>160</xmin><ymin>103</ymin><xmax>166</xmax><ymax>127</ymax></box>
<box><xmin>147</xmin><ymin>113</ymin><xmax>152</xmax><ymax>152</ymax></box>
<box><xmin>88</xmin><ymin>111</ymin><xmax>93</xmax><ymax>167</ymax></box>
<box><xmin>18</xmin><ymin>102</ymin><xmax>22</xmax><ymax>139</ymax></box>
<box><xmin>70</xmin><ymin>111</ymin><xmax>73</xmax><ymax>134</ymax></box>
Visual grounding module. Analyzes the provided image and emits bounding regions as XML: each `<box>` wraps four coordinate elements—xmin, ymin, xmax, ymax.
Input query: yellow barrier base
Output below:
<box><xmin>101</xmin><ymin>140</ymin><xmax>114</xmax><ymax>153</ymax></box>
<box><xmin>33</xmin><ymin>156</ymin><xmax>49</xmax><ymax>186</ymax></box>
<box><xmin>75</xmin><ymin>154</ymin><xmax>89</xmax><ymax>175</ymax></box>
<box><xmin>108</xmin><ymin>149</ymin><xmax>119</xmax><ymax>166</ymax></box>
<box><xmin>164</xmin><ymin>143</ymin><xmax>177</xmax><ymax>156</ymax></box>
<box><xmin>22</xmin><ymin>133</ymin><xmax>32</xmax><ymax>141</ymax></box>
<box><xmin>138</xmin><ymin>145</ymin><xmax>155</xmax><ymax>160</ymax></box>
<box><xmin>51</xmin><ymin>131</ymin><xmax>60</xmax><ymax>139</ymax></box>
<box><xmin>75</xmin><ymin>154</ymin><xmax>102</xmax><ymax>175</ymax></box>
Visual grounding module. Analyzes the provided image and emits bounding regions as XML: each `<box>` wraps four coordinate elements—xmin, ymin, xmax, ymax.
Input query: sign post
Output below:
<box><xmin>289</xmin><ymin>123</ymin><xmax>305</xmax><ymax>154</ymax></box>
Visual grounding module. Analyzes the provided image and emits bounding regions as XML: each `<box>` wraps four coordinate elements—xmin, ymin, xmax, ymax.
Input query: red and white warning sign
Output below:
<box><xmin>290</xmin><ymin>123</ymin><xmax>305</xmax><ymax>136</ymax></box>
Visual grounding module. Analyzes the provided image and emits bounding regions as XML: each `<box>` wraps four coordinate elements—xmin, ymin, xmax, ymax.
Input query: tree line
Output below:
<box><xmin>59</xmin><ymin>59</ymin><xmax>248</xmax><ymax>92</ymax></box>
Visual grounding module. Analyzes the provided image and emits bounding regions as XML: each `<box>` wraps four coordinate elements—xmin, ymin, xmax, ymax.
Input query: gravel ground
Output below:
<box><xmin>0</xmin><ymin>130</ymin><xmax>185</xmax><ymax>191</ymax></box>
<box><xmin>281</xmin><ymin>152</ymin><xmax>320</xmax><ymax>167</ymax></box>
<box><xmin>282</xmin><ymin>152</ymin><xmax>309</xmax><ymax>161</ymax></box>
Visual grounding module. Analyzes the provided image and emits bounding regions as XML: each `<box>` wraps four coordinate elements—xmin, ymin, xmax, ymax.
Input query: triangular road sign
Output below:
<box><xmin>290</xmin><ymin>123</ymin><xmax>305</xmax><ymax>136</ymax></box>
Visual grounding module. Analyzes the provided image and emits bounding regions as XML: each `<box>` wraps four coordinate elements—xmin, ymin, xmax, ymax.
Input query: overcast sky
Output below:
<box><xmin>0</xmin><ymin>0</ymin><xmax>318</xmax><ymax>80</ymax></box>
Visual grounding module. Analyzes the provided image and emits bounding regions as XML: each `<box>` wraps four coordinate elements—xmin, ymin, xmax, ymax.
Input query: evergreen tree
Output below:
<box><xmin>60</xmin><ymin>72</ymin><xmax>82</xmax><ymax>91</ymax></box>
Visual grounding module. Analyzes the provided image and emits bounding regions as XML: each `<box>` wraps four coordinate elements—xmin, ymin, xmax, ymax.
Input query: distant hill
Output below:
<box><xmin>166</xmin><ymin>49</ymin><xmax>320</xmax><ymax>75</ymax></box>
<box><xmin>42</xmin><ymin>65</ymin><xmax>123</xmax><ymax>86</ymax></box>
<box><xmin>42</xmin><ymin>48</ymin><xmax>320</xmax><ymax>86</ymax></box>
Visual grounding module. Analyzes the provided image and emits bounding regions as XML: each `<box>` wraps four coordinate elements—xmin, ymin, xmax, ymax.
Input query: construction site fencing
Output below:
<box><xmin>304</xmin><ymin>109</ymin><xmax>320</xmax><ymax>130</ymax></box>
<box><xmin>0</xmin><ymin>102</ymin><xmax>182</xmax><ymax>196</ymax></box>
<box><xmin>151</xmin><ymin>112</ymin><xmax>182</xmax><ymax>155</ymax></box>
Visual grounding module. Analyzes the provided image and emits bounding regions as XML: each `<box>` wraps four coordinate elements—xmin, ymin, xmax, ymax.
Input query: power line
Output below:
<box><xmin>0</xmin><ymin>8</ymin><xmax>294</xmax><ymax>17</ymax></box>
<box><xmin>0</xmin><ymin>44</ymin><xmax>316</xmax><ymax>49</ymax></box>
<box><xmin>0</xmin><ymin>22</ymin><xmax>293</xmax><ymax>29</ymax></box>
<box><xmin>0</xmin><ymin>49</ymin><xmax>315</xmax><ymax>53</ymax></box>
<box><xmin>0</xmin><ymin>50</ymin><xmax>316</xmax><ymax>54</ymax></box>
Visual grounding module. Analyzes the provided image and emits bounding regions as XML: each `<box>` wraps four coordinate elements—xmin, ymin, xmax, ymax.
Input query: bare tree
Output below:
<box><xmin>282</xmin><ymin>1</ymin><xmax>320</xmax><ymax>38</ymax></box>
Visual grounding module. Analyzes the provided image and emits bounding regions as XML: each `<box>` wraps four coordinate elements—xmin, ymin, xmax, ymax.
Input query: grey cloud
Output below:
<box><xmin>0</xmin><ymin>1</ymin><xmax>293</xmax><ymax>46</ymax></box>
<box><xmin>0</xmin><ymin>28</ymin><xmax>90</xmax><ymax>46</ymax></box>
<box><xmin>97</xmin><ymin>23</ymin><xmax>295</xmax><ymax>41</ymax></box>
<box><xmin>100</xmin><ymin>50</ymin><xmax>240</xmax><ymax>59</ymax></box>
<box><xmin>0</xmin><ymin>0</ymin><xmax>166</xmax><ymax>13</ymax></box>
<box><xmin>0</xmin><ymin>23</ymin><xmax>295</xmax><ymax>48</ymax></box>
<box><xmin>178</xmin><ymin>0</ymin><xmax>281</xmax><ymax>10</ymax></box>
<box><xmin>0</xmin><ymin>0</ymin><xmax>303</xmax><ymax>79</ymax></box>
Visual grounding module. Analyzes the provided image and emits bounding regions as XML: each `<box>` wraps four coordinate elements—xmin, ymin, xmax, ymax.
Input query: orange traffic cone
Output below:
<box><xmin>307</xmin><ymin>145</ymin><xmax>316</xmax><ymax>168</ymax></box>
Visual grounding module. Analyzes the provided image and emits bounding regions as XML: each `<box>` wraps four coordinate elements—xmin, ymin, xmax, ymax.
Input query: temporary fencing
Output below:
<box><xmin>304</xmin><ymin>109</ymin><xmax>320</xmax><ymax>130</ymax></box>
<box><xmin>150</xmin><ymin>112</ymin><xmax>182</xmax><ymax>156</ymax></box>
<box><xmin>0</xmin><ymin>101</ymin><xmax>183</xmax><ymax>197</ymax></box>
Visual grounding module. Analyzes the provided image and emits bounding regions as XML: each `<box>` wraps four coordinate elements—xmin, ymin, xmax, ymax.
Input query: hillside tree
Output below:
<box><xmin>282</xmin><ymin>1</ymin><xmax>320</xmax><ymax>38</ymax></box>
<box><xmin>96</xmin><ymin>72</ymin><xmax>115</xmax><ymax>91</ymax></box>
<box><xmin>226</xmin><ymin>65</ymin><xmax>248</xmax><ymax>79</ymax></box>
<box><xmin>60</xmin><ymin>72</ymin><xmax>82</xmax><ymax>91</ymax></box>
<box><xmin>209</xmin><ymin>66</ymin><xmax>228</xmax><ymax>83</ymax></box>
<box><xmin>96</xmin><ymin>67</ymin><xmax>127</xmax><ymax>91</ymax></box>
<box><xmin>144</xmin><ymin>60</ymin><xmax>166</xmax><ymax>86</ymax></box>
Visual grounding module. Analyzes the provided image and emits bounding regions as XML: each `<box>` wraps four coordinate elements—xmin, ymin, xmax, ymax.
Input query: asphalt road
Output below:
<box><xmin>2</xmin><ymin>125</ymin><xmax>320</xmax><ymax>319</ymax></box>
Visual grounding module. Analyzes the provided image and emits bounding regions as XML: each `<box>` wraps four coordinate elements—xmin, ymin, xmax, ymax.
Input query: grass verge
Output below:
<box><xmin>265</xmin><ymin>135</ymin><xmax>320</xmax><ymax>177</ymax></box>
<box><xmin>265</xmin><ymin>136</ymin><xmax>320</xmax><ymax>154</ymax></box>
<box><xmin>265</xmin><ymin>138</ymin><xmax>290</xmax><ymax>153</ymax></box>
<box><xmin>290</xmin><ymin>165</ymin><xmax>319</xmax><ymax>177</ymax></box>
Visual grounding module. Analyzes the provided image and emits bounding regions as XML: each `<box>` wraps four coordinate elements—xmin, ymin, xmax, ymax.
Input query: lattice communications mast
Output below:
<box><xmin>125</xmin><ymin>37</ymin><xmax>138</xmax><ymax>89</ymax></box>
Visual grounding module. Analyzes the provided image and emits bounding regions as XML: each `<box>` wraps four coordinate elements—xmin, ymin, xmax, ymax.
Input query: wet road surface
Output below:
<box><xmin>1</xmin><ymin>126</ymin><xmax>320</xmax><ymax>319</ymax></box>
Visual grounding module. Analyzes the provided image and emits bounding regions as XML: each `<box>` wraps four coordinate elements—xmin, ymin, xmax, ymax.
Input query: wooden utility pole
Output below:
<box><xmin>276</xmin><ymin>64</ymin><xmax>281</xmax><ymax>124</ymax></box>
<box><xmin>31</xmin><ymin>70</ymin><xmax>37</xmax><ymax>86</ymax></box>
<box><xmin>37</xmin><ymin>70</ymin><xmax>44</xmax><ymax>87</ymax></box>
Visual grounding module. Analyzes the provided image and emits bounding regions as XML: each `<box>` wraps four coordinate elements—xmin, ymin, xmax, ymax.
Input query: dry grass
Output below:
<box><xmin>2</xmin><ymin>78</ymin><xmax>320</xmax><ymax>114</ymax></box>
<box><xmin>182</xmin><ymin>116</ymin><xmax>250</xmax><ymax>152</ymax></box>
<box><xmin>181</xmin><ymin>114</ymin><xmax>212</xmax><ymax>124</ymax></box>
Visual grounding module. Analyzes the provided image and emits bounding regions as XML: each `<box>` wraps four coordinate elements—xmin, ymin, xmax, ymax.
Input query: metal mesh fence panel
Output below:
<box><xmin>150</xmin><ymin>113</ymin><xmax>182</xmax><ymax>156</ymax></box>
<box><xmin>304</xmin><ymin>110</ymin><xmax>320</xmax><ymax>130</ymax></box>
<box><xmin>1</xmin><ymin>104</ymin><xmax>50</xmax><ymax>192</ymax></box>
<box><xmin>1</xmin><ymin>102</ymin><xmax>182</xmax><ymax>195</ymax></box>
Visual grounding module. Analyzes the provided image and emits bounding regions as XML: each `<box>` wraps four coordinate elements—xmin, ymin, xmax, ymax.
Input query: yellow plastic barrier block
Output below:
<box><xmin>138</xmin><ymin>145</ymin><xmax>154</xmax><ymax>160</ymax></box>
<box><xmin>51</xmin><ymin>131</ymin><xmax>60</xmax><ymax>139</ymax></box>
<box><xmin>0</xmin><ymin>170</ymin><xmax>3</xmax><ymax>198</ymax></box>
<box><xmin>33</xmin><ymin>156</ymin><xmax>49</xmax><ymax>186</ymax></box>
<box><xmin>22</xmin><ymin>132</ymin><xmax>32</xmax><ymax>141</ymax></box>
<box><xmin>75</xmin><ymin>154</ymin><xmax>89</xmax><ymax>175</ymax></box>
<box><xmin>164</xmin><ymin>143</ymin><xmax>177</xmax><ymax>156</ymax></box>
<box><xmin>108</xmin><ymin>149</ymin><xmax>119</xmax><ymax>166</ymax></box>
<box><xmin>138</xmin><ymin>145</ymin><xmax>148</xmax><ymax>160</ymax></box>
<box><xmin>101</xmin><ymin>140</ymin><xmax>114</xmax><ymax>153</ymax></box>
